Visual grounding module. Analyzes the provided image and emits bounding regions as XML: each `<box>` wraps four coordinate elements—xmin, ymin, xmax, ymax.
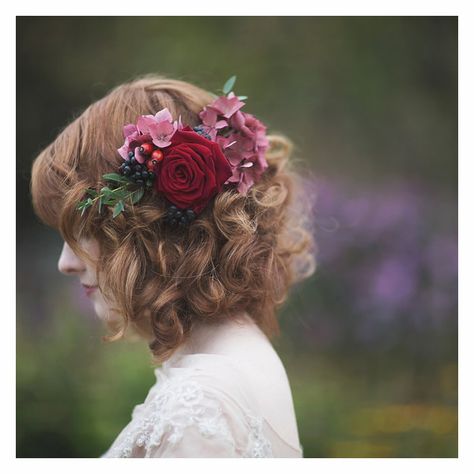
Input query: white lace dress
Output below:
<box><xmin>102</xmin><ymin>314</ymin><xmax>303</xmax><ymax>458</ymax></box>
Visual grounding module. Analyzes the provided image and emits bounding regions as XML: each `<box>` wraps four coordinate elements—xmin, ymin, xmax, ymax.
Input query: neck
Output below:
<box><xmin>166</xmin><ymin>311</ymin><xmax>261</xmax><ymax>364</ymax></box>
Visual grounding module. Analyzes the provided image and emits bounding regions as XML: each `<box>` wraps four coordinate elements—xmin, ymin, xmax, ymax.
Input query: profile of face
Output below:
<box><xmin>57</xmin><ymin>239</ymin><xmax>114</xmax><ymax>322</ymax></box>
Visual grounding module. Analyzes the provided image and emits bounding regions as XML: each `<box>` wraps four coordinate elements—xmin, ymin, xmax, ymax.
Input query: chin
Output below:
<box><xmin>93</xmin><ymin>301</ymin><xmax>109</xmax><ymax>321</ymax></box>
<box><xmin>92</xmin><ymin>293</ymin><xmax>117</xmax><ymax>323</ymax></box>
<box><xmin>93</xmin><ymin>304</ymin><xmax>116</xmax><ymax>322</ymax></box>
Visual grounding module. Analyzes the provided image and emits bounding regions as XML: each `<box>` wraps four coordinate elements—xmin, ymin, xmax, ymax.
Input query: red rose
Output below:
<box><xmin>154</xmin><ymin>127</ymin><xmax>232</xmax><ymax>214</ymax></box>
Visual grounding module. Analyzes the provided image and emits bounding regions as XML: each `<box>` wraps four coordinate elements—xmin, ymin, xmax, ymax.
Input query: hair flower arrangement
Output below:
<box><xmin>77</xmin><ymin>76</ymin><xmax>270</xmax><ymax>227</ymax></box>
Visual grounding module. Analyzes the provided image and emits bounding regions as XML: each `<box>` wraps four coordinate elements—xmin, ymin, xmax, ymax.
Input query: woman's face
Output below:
<box><xmin>57</xmin><ymin>238</ymin><xmax>113</xmax><ymax>321</ymax></box>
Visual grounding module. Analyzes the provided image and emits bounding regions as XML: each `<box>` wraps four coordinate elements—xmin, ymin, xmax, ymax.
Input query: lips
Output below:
<box><xmin>82</xmin><ymin>284</ymin><xmax>98</xmax><ymax>297</ymax></box>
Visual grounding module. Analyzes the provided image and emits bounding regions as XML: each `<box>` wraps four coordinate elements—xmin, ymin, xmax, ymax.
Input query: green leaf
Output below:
<box><xmin>78</xmin><ymin>200</ymin><xmax>91</xmax><ymax>215</ymax></box>
<box><xmin>100</xmin><ymin>186</ymin><xmax>113</xmax><ymax>196</ymax></box>
<box><xmin>98</xmin><ymin>196</ymin><xmax>103</xmax><ymax>214</ymax></box>
<box><xmin>112</xmin><ymin>200</ymin><xmax>125</xmax><ymax>218</ymax></box>
<box><xmin>130</xmin><ymin>187</ymin><xmax>145</xmax><ymax>204</ymax></box>
<box><xmin>110</xmin><ymin>189</ymin><xmax>129</xmax><ymax>201</ymax></box>
<box><xmin>103</xmin><ymin>173</ymin><xmax>130</xmax><ymax>184</ymax></box>
<box><xmin>85</xmin><ymin>188</ymin><xmax>98</xmax><ymax>197</ymax></box>
<box><xmin>222</xmin><ymin>75</ymin><xmax>236</xmax><ymax>94</ymax></box>
<box><xmin>237</xmin><ymin>95</ymin><xmax>247</xmax><ymax>100</ymax></box>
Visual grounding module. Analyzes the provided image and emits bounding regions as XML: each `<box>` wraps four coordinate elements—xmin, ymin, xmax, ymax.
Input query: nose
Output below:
<box><xmin>58</xmin><ymin>242</ymin><xmax>86</xmax><ymax>276</ymax></box>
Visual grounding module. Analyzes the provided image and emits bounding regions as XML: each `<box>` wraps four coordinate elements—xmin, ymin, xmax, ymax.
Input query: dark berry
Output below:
<box><xmin>130</xmin><ymin>157</ymin><xmax>136</xmax><ymax>165</ymax></box>
<box><xmin>169</xmin><ymin>205</ymin><xmax>178</xmax><ymax>214</ymax></box>
<box><xmin>141</xmin><ymin>171</ymin><xmax>149</xmax><ymax>179</ymax></box>
<box><xmin>128</xmin><ymin>151</ymin><xmax>134</xmax><ymax>158</ymax></box>
<box><xmin>180</xmin><ymin>216</ymin><xmax>187</xmax><ymax>224</ymax></box>
<box><xmin>175</xmin><ymin>210</ymin><xmax>182</xmax><ymax>218</ymax></box>
<box><xmin>170</xmin><ymin>218</ymin><xmax>177</xmax><ymax>226</ymax></box>
<box><xmin>186</xmin><ymin>209</ymin><xmax>195</xmax><ymax>221</ymax></box>
<box><xmin>148</xmin><ymin>171</ymin><xmax>155</xmax><ymax>179</ymax></box>
<box><xmin>136</xmin><ymin>179</ymin><xmax>144</xmax><ymax>186</ymax></box>
<box><xmin>123</xmin><ymin>166</ymin><xmax>131</xmax><ymax>175</ymax></box>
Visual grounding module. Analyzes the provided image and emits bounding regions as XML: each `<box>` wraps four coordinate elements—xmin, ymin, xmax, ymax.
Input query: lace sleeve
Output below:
<box><xmin>146</xmin><ymin>376</ymin><xmax>274</xmax><ymax>457</ymax></box>
<box><xmin>146</xmin><ymin>378</ymin><xmax>238</xmax><ymax>457</ymax></box>
<box><xmin>104</xmin><ymin>371</ymin><xmax>274</xmax><ymax>458</ymax></box>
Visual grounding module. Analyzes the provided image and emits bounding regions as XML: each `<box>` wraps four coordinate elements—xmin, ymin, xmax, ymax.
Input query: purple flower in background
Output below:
<box><xmin>306</xmin><ymin>176</ymin><xmax>457</xmax><ymax>342</ymax></box>
<box><xmin>369</xmin><ymin>257</ymin><xmax>418</xmax><ymax>309</ymax></box>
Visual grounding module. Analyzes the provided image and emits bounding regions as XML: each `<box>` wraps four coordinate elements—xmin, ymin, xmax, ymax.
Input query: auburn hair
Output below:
<box><xmin>30</xmin><ymin>74</ymin><xmax>316</xmax><ymax>363</ymax></box>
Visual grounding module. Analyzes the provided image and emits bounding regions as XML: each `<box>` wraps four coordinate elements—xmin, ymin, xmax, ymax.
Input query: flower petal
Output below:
<box><xmin>123</xmin><ymin>124</ymin><xmax>137</xmax><ymax>138</ymax></box>
<box><xmin>154</xmin><ymin>108</ymin><xmax>173</xmax><ymax>123</ymax></box>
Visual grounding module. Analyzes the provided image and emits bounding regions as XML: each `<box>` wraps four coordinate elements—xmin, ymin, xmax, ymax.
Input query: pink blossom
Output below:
<box><xmin>123</xmin><ymin>124</ymin><xmax>138</xmax><ymax>137</ymax></box>
<box><xmin>230</xmin><ymin>111</ymin><xmax>269</xmax><ymax>171</ymax></box>
<box><xmin>230</xmin><ymin>111</ymin><xmax>267</xmax><ymax>144</ymax></box>
<box><xmin>136</xmin><ymin>115</ymin><xmax>157</xmax><ymax>135</ymax></box>
<box><xmin>145</xmin><ymin>108</ymin><xmax>178</xmax><ymax>148</ymax></box>
<box><xmin>148</xmin><ymin>120</ymin><xmax>177</xmax><ymax>148</ymax></box>
<box><xmin>199</xmin><ymin>107</ymin><xmax>228</xmax><ymax>140</ymax></box>
<box><xmin>208</xmin><ymin>92</ymin><xmax>245</xmax><ymax>119</ymax></box>
<box><xmin>117</xmin><ymin>108</ymin><xmax>178</xmax><ymax>161</ymax></box>
<box><xmin>117</xmin><ymin>128</ymin><xmax>152</xmax><ymax>162</ymax></box>
<box><xmin>218</xmin><ymin>129</ymin><xmax>269</xmax><ymax>195</ymax></box>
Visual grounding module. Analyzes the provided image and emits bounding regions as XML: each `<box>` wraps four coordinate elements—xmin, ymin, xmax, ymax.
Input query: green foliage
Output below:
<box><xmin>222</xmin><ymin>76</ymin><xmax>247</xmax><ymax>100</ymax></box>
<box><xmin>102</xmin><ymin>173</ymin><xmax>130</xmax><ymax>184</ymax></box>
<box><xmin>130</xmin><ymin>187</ymin><xmax>145</xmax><ymax>204</ymax></box>
<box><xmin>112</xmin><ymin>200</ymin><xmax>125</xmax><ymax>218</ymax></box>
<box><xmin>222</xmin><ymin>75</ymin><xmax>236</xmax><ymax>94</ymax></box>
<box><xmin>76</xmin><ymin>173</ymin><xmax>148</xmax><ymax>219</ymax></box>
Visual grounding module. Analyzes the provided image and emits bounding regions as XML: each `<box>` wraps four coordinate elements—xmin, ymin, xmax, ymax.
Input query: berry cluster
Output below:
<box><xmin>119</xmin><ymin>152</ymin><xmax>155</xmax><ymax>187</ymax></box>
<box><xmin>119</xmin><ymin>143</ymin><xmax>165</xmax><ymax>187</ymax></box>
<box><xmin>164</xmin><ymin>205</ymin><xmax>196</xmax><ymax>227</ymax></box>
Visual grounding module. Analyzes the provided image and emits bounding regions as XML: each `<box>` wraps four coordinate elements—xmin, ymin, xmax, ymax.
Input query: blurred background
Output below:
<box><xmin>17</xmin><ymin>17</ymin><xmax>457</xmax><ymax>457</ymax></box>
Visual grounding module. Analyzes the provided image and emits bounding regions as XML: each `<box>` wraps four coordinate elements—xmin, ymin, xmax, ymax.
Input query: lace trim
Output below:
<box><xmin>105</xmin><ymin>374</ymin><xmax>273</xmax><ymax>458</ymax></box>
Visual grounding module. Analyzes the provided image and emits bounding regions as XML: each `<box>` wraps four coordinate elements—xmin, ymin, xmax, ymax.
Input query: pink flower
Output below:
<box><xmin>144</xmin><ymin>108</ymin><xmax>178</xmax><ymax>148</ymax></box>
<box><xmin>218</xmin><ymin>128</ymin><xmax>269</xmax><ymax>195</ymax></box>
<box><xmin>230</xmin><ymin>111</ymin><xmax>269</xmax><ymax>170</ymax></box>
<box><xmin>117</xmin><ymin>108</ymin><xmax>178</xmax><ymax>162</ymax></box>
<box><xmin>148</xmin><ymin>120</ymin><xmax>177</xmax><ymax>148</ymax></box>
<box><xmin>117</xmin><ymin>125</ymin><xmax>152</xmax><ymax>163</ymax></box>
<box><xmin>199</xmin><ymin>107</ymin><xmax>228</xmax><ymax>140</ymax></box>
<box><xmin>207</xmin><ymin>92</ymin><xmax>245</xmax><ymax>119</ymax></box>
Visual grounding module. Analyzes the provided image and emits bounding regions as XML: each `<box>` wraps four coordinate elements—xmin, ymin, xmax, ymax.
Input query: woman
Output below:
<box><xmin>30</xmin><ymin>75</ymin><xmax>316</xmax><ymax>457</ymax></box>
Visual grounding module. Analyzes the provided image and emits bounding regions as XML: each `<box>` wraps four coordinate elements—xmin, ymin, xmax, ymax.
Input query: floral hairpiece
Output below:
<box><xmin>77</xmin><ymin>76</ymin><xmax>269</xmax><ymax>227</ymax></box>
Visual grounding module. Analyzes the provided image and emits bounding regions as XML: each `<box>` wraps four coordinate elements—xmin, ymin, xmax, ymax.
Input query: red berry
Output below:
<box><xmin>140</xmin><ymin>143</ymin><xmax>154</xmax><ymax>155</ymax></box>
<box><xmin>151</xmin><ymin>150</ymin><xmax>164</xmax><ymax>162</ymax></box>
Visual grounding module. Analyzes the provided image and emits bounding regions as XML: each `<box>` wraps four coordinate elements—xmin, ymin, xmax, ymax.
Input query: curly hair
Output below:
<box><xmin>30</xmin><ymin>75</ymin><xmax>317</xmax><ymax>364</ymax></box>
